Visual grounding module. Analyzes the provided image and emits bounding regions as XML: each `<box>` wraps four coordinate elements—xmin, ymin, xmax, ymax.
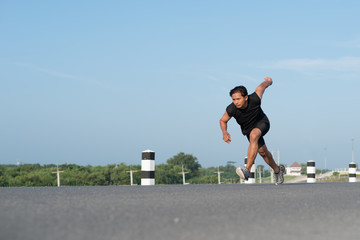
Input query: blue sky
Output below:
<box><xmin>1</xmin><ymin>0</ymin><xmax>360</xmax><ymax>170</ymax></box>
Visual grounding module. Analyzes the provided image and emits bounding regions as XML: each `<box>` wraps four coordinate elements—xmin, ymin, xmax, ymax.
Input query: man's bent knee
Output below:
<box><xmin>249</xmin><ymin>129</ymin><xmax>262</xmax><ymax>143</ymax></box>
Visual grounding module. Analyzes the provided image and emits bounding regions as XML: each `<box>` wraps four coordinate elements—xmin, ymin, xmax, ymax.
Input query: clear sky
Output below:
<box><xmin>1</xmin><ymin>0</ymin><xmax>360</xmax><ymax>170</ymax></box>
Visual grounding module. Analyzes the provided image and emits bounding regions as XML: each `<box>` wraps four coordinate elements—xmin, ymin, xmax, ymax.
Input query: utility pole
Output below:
<box><xmin>271</xmin><ymin>150</ymin><xmax>280</xmax><ymax>183</ymax></box>
<box><xmin>351</xmin><ymin>138</ymin><xmax>355</xmax><ymax>163</ymax></box>
<box><xmin>178</xmin><ymin>164</ymin><xmax>189</xmax><ymax>185</ymax></box>
<box><xmin>263</xmin><ymin>167</ymin><xmax>265</xmax><ymax>179</ymax></box>
<box><xmin>51</xmin><ymin>165</ymin><xmax>64</xmax><ymax>187</ymax></box>
<box><xmin>324</xmin><ymin>147</ymin><xmax>327</xmax><ymax>170</ymax></box>
<box><xmin>257</xmin><ymin>166</ymin><xmax>262</xmax><ymax>183</ymax></box>
<box><xmin>126</xmin><ymin>166</ymin><xmax>138</xmax><ymax>186</ymax></box>
<box><xmin>214</xmin><ymin>166</ymin><xmax>224</xmax><ymax>184</ymax></box>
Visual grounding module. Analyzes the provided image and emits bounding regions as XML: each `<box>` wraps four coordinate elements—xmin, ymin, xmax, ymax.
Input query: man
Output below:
<box><xmin>219</xmin><ymin>77</ymin><xmax>285</xmax><ymax>185</ymax></box>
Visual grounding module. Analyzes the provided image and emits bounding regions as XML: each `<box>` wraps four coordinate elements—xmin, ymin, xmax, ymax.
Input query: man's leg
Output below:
<box><xmin>258</xmin><ymin>144</ymin><xmax>280</xmax><ymax>173</ymax></box>
<box><xmin>259</xmin><ymin>144</ymin><xmax>285</xmax><ymax>185</ymax></box>
<box><xmin>236</xmin><ymin>128</ymin><xmax>262</xmax><ymax>180</ymax></box>
<box><xmin>246</xmin><ymin>128</ymin><xmax>262</xmax><ymax>171</ymax></box>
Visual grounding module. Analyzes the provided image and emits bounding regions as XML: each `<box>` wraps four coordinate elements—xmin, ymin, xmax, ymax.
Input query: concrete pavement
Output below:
<box><xmin>1</xmin><ymin>183</ymin><xmax>360</xmax><ymax>240</ymax></box>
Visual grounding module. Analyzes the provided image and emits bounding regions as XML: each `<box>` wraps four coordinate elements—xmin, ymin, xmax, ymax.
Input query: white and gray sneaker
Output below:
<box><xmin>275</xmin><ymin>165</ymin><xmax>285</xmax><ymax>185</ymax></box>
<box><xmin>236</xmin><ymin>167</ymin><xmax>250</xmax><ymax>180</ymax></box>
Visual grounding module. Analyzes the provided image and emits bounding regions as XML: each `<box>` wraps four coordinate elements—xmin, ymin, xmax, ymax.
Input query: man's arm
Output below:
<box><xmin>220</xmin><ymin>111</ymin><xmax>232</xmax><ymax>144</ymax></box>
<box><xmin>255</xmin><ymin>77</ymin><xmax>273</xmax><ymax>100</ymax></box>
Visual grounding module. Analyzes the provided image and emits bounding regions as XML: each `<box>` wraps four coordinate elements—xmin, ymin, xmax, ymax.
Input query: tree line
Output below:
<box><xmin>0</xmin><ymin>152</ymin><xmax>277</xmax><ymax>187</ymax></box>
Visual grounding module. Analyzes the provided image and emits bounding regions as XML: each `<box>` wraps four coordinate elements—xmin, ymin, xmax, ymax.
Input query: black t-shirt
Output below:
<box><xmin>226</xmin><ymin>92</ymin><xmax>268</xmax><ymax>135</ymax></box>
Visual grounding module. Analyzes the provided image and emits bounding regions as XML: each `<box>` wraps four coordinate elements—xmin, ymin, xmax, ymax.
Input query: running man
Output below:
<box><xmin>219</xmin><ymin>77</ymin><xmax>285</xmax><ymax>185</ymax></box>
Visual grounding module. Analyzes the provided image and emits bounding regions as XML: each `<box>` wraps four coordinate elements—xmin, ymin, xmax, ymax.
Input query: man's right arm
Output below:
<box><xmin>255</xmin><ymin>77</ymin><xmax>273</xmax><ymax>100</ymax></box>
<box><xmin>220</xmin><ymin>111</ymin><xmax>232</xmax><ymax>144</ymax></box>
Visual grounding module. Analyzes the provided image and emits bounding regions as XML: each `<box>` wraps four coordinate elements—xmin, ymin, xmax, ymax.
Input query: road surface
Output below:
<box><xmin>1</xmin><ymin>183</ymin><xmax>359</xmax><ymax>240</ymax></box>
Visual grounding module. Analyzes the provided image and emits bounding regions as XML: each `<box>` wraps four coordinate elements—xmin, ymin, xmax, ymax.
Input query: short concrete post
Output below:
<box><xmin>141</xmin><ymin>150</ymin><xmax>155</xmax><ymax>186</ymax></box>
<box><xmin>307</xmin><ymin>160</ymin><xmax>316</xmax><ymax>183</ymax></box>
<box><xmin>349</xmin><ymin>162</ymin><xmax>357</xmax><ymax>183</ymax></box>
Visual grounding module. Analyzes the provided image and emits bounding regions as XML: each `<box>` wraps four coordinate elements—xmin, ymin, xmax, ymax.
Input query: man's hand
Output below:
<box><xmin>223</xmin><ymin>132</ymin><xmax>231</xmax><ymax>144</ymax></box>
<box><xmin>220</xmin><ymin>111</ymin><xmax>232</xmax><ymax>143</ymax></box>
<box><xmin>264</xmin><ymin>77</ymin><xmax>273</xmax><ymax>86</ymax></box>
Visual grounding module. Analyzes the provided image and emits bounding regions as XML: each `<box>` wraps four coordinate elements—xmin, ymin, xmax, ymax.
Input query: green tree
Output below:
<box><xmin>190</xmin><ymin>175</ymin><xmax>218</xmax><ymax>184</ymax></box>
<box><xmin>166</xmin><ymin>152</ymin><xmax>201</xmax><ymax>178</ymax></box>
<box><xmin>111</xmin><ymin>163</ymin><xmax>134</xmax><ymax>185</ymax></box>
<box><xmin>156</xmin><ymin>164</ymin><xmax>183</xmax><ymax>184</ymax></box>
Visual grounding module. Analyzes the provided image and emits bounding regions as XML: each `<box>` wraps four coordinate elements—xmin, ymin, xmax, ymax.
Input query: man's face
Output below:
<box><xmin>231</xmin><ymin>92</ymin><xmax>248</xmax><ymax>109</ymax></box>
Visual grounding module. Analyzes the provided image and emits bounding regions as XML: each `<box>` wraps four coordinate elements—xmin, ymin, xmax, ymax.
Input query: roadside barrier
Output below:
<box><xmin>307</xmin><ymin>160</ymin><xmax>316</xmax><ymax>183</ymax></box>
<box><xmin>349</xmin><ymin>162</ymin><xmax>357</xmax><ymax>183</ymax></box>
<box><xmin>141</xmin><ymin>150</ymin><xmax>155</xmax><ymax>185</ymax></box>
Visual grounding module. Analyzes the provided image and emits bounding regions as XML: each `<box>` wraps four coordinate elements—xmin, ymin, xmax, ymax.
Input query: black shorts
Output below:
<box><xmin>246</xmin><ymin>118</ymin><xmax>270</xmax><ymax>148</ymax></box>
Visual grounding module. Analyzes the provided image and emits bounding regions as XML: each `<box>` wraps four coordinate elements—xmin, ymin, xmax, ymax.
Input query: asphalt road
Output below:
<box><xmin>1</xmin><ymin>183</ymin><xmax>360</xmax><ymax>240</ymax></box>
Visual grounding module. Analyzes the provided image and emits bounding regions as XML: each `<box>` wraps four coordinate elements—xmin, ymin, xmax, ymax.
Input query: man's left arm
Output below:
<box><xmin>255</xmin><ymin>77</ymin><xmax>273</xmax><ymax>100</ymax></box>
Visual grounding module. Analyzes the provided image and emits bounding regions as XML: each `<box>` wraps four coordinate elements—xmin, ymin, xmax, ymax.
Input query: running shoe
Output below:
<box><xmin>275</xmin><ymin>165</ymin><xmax>285</xmax><ymax>185</ymax></box>
<box><xmin>236</xmin><ymin>167</ymin><xmax>250</xmax><ymax>180</ymax></box>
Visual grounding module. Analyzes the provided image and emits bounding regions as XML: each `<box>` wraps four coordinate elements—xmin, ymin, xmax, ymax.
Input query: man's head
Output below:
<box><xmin>229</xmin><ymin>86</ymin><xmax>248</xmax><ymax>109</ymax></box>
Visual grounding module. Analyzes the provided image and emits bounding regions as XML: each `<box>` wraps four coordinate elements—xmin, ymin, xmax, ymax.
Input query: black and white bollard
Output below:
<box><xmin>244</xmin><ymin>157</ymin><xmax>256</xmax><ymax>184</ymax></box>
<box><xmin>141</xmin><ymin>150</ymin><xmax>155</xmax><ymax>186</ymax></box>
<box><xmin>349</xmin><ymin>162</ymin><xmax>357</xmax><ymax>183</ymax></box>
<box><xmin>307</xmin><ymin>160</ymin><xmax>316</xmax><ymax>183</ymax></box>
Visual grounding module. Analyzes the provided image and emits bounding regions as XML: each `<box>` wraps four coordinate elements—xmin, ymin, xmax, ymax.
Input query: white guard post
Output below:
<box><xmin>307</xmin><ymin>160</ymin><xmax>316</xmax><ymax>183</ymax></box>
<box><xmin>349</xmin><ymin>162</ymin><xmax>357</xmax><ymax>183</ymax></box>
<box><xmin>141</xmin><ymin>150</ymin><xmax>155</xmax><ymax>186</ymax></box>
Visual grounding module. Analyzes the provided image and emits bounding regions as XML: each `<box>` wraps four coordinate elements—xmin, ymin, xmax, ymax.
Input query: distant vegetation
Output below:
<box><xmin>2</xmin><ymin>152</ymin><xmax>341</xmax><ymax>187</ymax></box>
<box><xmin>0</xmin><ymin>152</ymin><xmax>276</xmax><ymax>187</ymax></box>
